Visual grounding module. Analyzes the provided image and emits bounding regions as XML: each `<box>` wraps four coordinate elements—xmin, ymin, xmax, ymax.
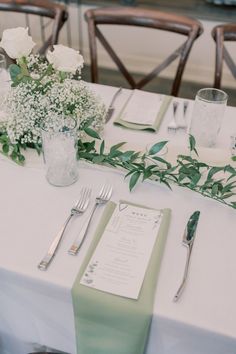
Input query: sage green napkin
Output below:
<box><xmin>72</xmin><ymin>201</ymin><xmax>171</xmax><ymax>354</ymax></box>
<box><xmin>114</xmin><ymin>94</ymin><xmax>172</xmax><ymax>132</ymax></box>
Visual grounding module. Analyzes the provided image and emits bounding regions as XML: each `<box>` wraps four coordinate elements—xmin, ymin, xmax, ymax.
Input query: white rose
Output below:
<box><xmin>0</xmin><ymin>27</ymin><xmax>35</xmax><ymax>59</ymax></box>
<box><xmin>47</xmin><ymin>45</ymin><xmax>84</xmax><ymax>74</ymax></box>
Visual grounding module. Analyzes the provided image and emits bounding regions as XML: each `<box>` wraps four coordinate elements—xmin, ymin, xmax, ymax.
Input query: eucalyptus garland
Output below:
<box><xmin>1</xmin><ymin>129</ymin><xmax>236</xmax><ymax>210</ymax></box>
<box><xmin>78</xmin><ymin>134</ymin><xmax>236</xmax><ymax>210</ymax></box>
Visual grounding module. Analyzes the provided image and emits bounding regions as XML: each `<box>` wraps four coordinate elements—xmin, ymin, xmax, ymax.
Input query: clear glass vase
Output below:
<box><xmin>190</xmin><ymin>88</ymin><xmax>228</xmax><ymax>147</ymax></box>
<box><xmin>41</xmin><ymin>116</ymin><xmax>78</xmax><ymax>187</ymax></box>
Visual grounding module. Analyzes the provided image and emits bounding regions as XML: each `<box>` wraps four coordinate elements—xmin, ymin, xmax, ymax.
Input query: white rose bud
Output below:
<box><xmin>47</xmin><ymin>45</ymin><xmax>84</xmax><ymax>74</ymax></box>
<box><xmin>0</xmin><ymin>27</ymin><xmax>35</xmax><ymax>59</ymax></box>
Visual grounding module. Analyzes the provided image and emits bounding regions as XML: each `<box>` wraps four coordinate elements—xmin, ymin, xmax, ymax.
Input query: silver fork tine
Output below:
<box><xmin>74</xmin><ymin>187</ymin><xmax>86</xmax><ymax>209</ymax></box>
<box><xmin>68</xmin><ymin>184</ymin><xmax>113</xmax><ymax>255</ymax></box>
<box><xmin>38</xmin><ymin>187</ymin><xmax>91</xmax><ymax>271</ymax></box>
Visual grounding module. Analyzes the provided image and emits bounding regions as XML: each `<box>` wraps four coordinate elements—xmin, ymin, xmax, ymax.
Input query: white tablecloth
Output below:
<box><xmin>1</xmin><ymin>84</ymin><xmax>236</xmax><ymax>354</ymax></box>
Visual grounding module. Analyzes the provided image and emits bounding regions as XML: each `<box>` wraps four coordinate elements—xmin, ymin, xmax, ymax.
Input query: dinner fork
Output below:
<box><xmin>167</xmin><ymin>101</ymin><xmax>179</xmax><ymax>133</ymax></box>
<box><xmin>38</xmin><ymin>187</ymin><xmax>91</xmax><ymax>270</ymax></box>
<box><xmin>68</xmin><ymin>184</ymin><xmax>113</xmax><ymax>255</ymax></box>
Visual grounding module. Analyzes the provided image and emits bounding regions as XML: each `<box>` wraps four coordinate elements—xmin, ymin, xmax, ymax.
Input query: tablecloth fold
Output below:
<box><xmin>72</xmin><ymin>201</ymin><xmax>171</xmax><ymax>354</ymax></box>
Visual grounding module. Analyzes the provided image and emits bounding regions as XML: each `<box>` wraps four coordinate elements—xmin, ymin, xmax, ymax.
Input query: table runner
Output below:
<box><xmin>72</xmin><ymin>200</ymin><xmax>171</xmax><ymax>354</ymax></box>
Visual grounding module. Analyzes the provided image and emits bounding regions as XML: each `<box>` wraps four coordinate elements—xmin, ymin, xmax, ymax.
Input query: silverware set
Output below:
<box><xmin>167</xmin><ymin>100</ymin><xmax>189</xmax><ymax>133</ymax></box>
<box><xmin>68</xmin><ymin>184</ymin><xmax>113</xmax><ymax>255</ymax></box>
<box><xmin>38</xmin><ymin>184</ymin><xmax>113</xmax><ymax>271</ymax></box>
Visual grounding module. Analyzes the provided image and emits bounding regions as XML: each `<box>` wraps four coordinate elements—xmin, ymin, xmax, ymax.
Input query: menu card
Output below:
<box><xmin>80</xmin><ymin>202</ymin><xmax>163</xmax><ymax>299</ymax></box>
<box><xmin>121</xmin><ymin>89</ymin><xmax>162</xmax><ymax>125</ymax></box>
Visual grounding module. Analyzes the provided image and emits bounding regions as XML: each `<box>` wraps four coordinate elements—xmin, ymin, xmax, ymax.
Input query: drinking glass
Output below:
<box><xmin>41</xmin><ymin>116</ymin><xmax>78</xmax><ymax>187</ymax></box>
<box><xmin>0</xmin><ymin>53</ymin><xmax>6</xmax><ymax>73</ymax></box>
<box><xmin>190</xmin><ymin>88</ymin><xmax>228</xmax><ymax>147</ymax></box>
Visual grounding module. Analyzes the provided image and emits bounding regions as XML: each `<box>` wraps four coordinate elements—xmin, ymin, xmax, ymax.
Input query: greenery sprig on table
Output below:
<box><xmin>78</xmin><ymin>134</ymin><xmax>236</xmax><ymax>210</ymax></box>
<box><xmin>1</xmin><ymin>119</ymin><xmax>236</xmax><ymax>209</ymax></box>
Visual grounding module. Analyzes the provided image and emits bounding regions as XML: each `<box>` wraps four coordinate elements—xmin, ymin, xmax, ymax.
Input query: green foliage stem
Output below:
<box><xmin>1</xmin><ymin>130</ymin><xmax>236</xmax><ymax>210</ymax></box>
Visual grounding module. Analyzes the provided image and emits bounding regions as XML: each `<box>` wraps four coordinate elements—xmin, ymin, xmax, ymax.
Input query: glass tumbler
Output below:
<box><xmin>0</xmin><ymin>53</ymin><xmax>6</xmax><ymax>72</ymax></box>
<box><xmin>41</xmin><ymin>117</ymin><xmax>78</xmax><ymax>187</ymax></box>
<box><xmin>190</xmin><ymin>88</ymin><xmax>228</xmax><ymax>147</ymax></box>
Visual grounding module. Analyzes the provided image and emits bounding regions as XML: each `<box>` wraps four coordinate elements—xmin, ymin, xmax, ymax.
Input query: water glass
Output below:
<box><xmin>190</xmin><ymin>88</ymin><xmax>228</xmax><ymax>147</ymax></box>
<box><xmin>41</xmin><ymin>117</ymin><xmax>78</xmax><ymax>187</ymax></box>
<box><xmin>0</xmin><ymin>53</ymin><xmax>6</xmax><ymax>72</ymax></box>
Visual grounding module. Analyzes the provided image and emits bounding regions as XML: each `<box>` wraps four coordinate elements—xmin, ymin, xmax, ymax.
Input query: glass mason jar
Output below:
<box><xmin>41</xmin><ymin>116</ymin><xmax>78</xmax><ymax>186</ymax></box>
<box><xmin>190</xmin><ymin>88</ymin><xmax>228</xmax><ymax>147</ymax></box>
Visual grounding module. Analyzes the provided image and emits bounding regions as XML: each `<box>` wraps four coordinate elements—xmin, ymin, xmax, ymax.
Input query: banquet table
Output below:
<box><xmin>1</xmin><ymin>83</ymin><xmax>236</xmax><ymax>354</ymax></box>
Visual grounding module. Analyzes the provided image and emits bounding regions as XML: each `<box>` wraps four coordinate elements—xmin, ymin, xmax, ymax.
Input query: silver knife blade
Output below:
<box><xmin>105</xmin><ymin>87</ymin><xmax>122</xmax><ymax>123</ymax></box>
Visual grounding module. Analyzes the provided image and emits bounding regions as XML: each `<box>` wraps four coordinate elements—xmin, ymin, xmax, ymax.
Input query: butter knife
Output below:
<box><xmin>105</xmin><ymin>87</ymin><xmax>122</xmax><ymax>123</ymax></box>
<box><xmin>173</xmin><ymin>210</ymin><xmax>200</xmax><ymax>302</ymax></box>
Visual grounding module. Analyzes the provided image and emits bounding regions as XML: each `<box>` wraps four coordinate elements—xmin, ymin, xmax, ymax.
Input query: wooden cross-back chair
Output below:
<box><xmin>0</xmin><ymin>0</ymin><xmax>68</xmax><ymax>55</ymax></box>
<box><xmin>85</xmin><ymin>7</ymin><xmax>203</xmax><ymax>96</ymax></box>
<box><xmin>212</xmin><ymin>23</ymin><xmax>236</xmax><ymax>89</ymax></box>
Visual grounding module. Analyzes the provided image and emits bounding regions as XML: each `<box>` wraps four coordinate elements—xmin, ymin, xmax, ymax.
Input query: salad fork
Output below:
<box><xmin>38</xmin><ymin>187</ymin><xmax>91</xmax><ymax>271</ymax></box>
<box><xmin>68</xmin><ymin>184</ymin><xmax>113</xmax><ymax>255</ymax></box>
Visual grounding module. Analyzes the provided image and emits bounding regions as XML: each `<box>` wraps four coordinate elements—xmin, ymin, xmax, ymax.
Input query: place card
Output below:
<box><xmin>121</xmin><ymin>89</ymin><xmax>162</xmax><ymax>125</ymax></box>
<box><xmin>80</xmin><ymin>202</ymin><xmax>163</xmax><ymax>299</ymax></box>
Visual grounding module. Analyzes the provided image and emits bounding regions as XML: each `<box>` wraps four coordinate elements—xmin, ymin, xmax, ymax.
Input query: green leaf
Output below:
<box><xmin>9</xmin><ymin>64</ymin><xmax>21</xmax><ymax>82</ymax></box>
<box><xmin>0</xmin><ymin>134</ymin><xmax>9</xmax><ymax>143</ymax></box>
<box><xmin>151</xmin><ymin>156</ymin><xmax>171</xmax><ymax>168</ymax></box>
<box><xmin>189</xmin><ymin>135</ymin><xmax>198</xmax><ymax>156</ymax></box>
<box><xmin>130</xmin><ymin>151</ymin><xmax>140</xmax><ymax>162</ymax></box>
<box><xmin>160</xmin><ymin>179</ymin><xmax>172</xmax><ymax>190</ymax></box>
<box><xmin>222</xmin><ymin>181</ymin><xmax>236</xmax><ymax>194</ymax></box>
<box><xmin>230</xmin><ymin>202</ymin><xmax>236</xmax><ymax>208</ymax></box>
<box><xmin>18</xmin><ymin>154</ymin><xmax>25</xmax><ymax>163</ymax></box>
<box><xmin>92</xmin><ymin>155</ymin><xmax>105</xmax><ymax>164</ymax></box>
<box><xmin>212</xmin><ymin>183</ymin><xmax>219</xmax><ymax>196</ymax></box>
<box><xmin>82</xmin><ymin>141</ymin><xmax>96</xmax><ymax>153</ymax></box>
<box><xmin>84</xmin><ymin>127</ymin><xmax>101</xmax><ymax>139</ymax></box>
<box><xmin>189</xmin><ymin>172</ymin><xmax>201</xmax><ymax>187</ymax></box>
<box><xmin>221</xmin><ymin>193</ymin><xmax>234</xmax><ymax>199</ymax></box>
<box><xmin>109</xmin><ymin>150</ymin><xmax>123</xmax><ymax>158</ymax></box>
<box><xmin>110</xmin><ymin>142</ymin><xmax>126</xmax><ymax>151</ymax></box>
<box><xmin>129</xmin><ymin>171</ymin><xmax>141</xmax><ymax>191</ymax></box>
<box><xmin>148</xmin><ymin>141</ymin><xmax>168</xmax><ymax>155</ymax></box>
<box><xmin>100</xmin><ymin>140</ymin><xmax>105</xmax><ymax>155</ymax></box>
<box><xmin>2</xmin><ymin>143</ymin><xmax>9</xmax><ymax>154</ymax></box>
<box><xmin>10</xmin><ymin>151</ymin><xmax>18</xmax><ymax>161</ymax></box>
<box><xmin>207</xmin><ymin>166</ymin><xmax>224</xmax><ymax>180</ymax></box>
<box><xmin>120</xmin><ymin>150</ymin><xmax>135</xmax><ymax>162</ymax></box>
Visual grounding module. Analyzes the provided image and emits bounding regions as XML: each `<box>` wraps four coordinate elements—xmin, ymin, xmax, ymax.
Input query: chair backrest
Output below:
<box><xmin>85</xmin><ymin>7</ymin><xmax>203</xmax><ymax>96</ymax></box>
<box><xmin>212</xmin><ymin>23</ymin><xmax>236</xmax><ymax>89</ymax></box>
<box><xmin>0</xmin><ymin>0</ymin><xmax>68</xmax><ymax>55</ymax></box>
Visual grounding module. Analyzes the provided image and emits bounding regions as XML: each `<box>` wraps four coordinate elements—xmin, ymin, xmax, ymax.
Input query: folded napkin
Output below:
<box><xmin>72</xmin><ymin>200</ymin><xmax>171</xmax><ymax>354</ymax></box>
<box><xmin>114</xmin><ymin>89</ymin><xmax>172</xmax><ymax>132</ymax></box>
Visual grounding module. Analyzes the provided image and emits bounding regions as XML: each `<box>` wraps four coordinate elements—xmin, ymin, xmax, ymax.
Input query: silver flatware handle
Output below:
<box><xmin>105</xmin><ymin>87</ymin><xmax>122</xmax><ymax>122</ymax></box>
<box><xmin>109</xmin><ymin>87</ymin><xmax>122</xmax><ymax>108</ymax></box>
<box><xmin>68</xmin><ymin>203</ymin><xmax>98</xmax><ymax>255</ymax></box>
<box><xmin>173</xmin><ymin>245</ymin><xmax>192</xmax><ymax>302</ymax></box>
<box><xmin>38</xmin><ymin>213</ymin><xmax>73</xmax><ymax>270</ymax></box>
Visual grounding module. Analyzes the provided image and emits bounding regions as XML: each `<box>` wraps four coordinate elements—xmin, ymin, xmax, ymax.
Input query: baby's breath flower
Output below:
<box><xmin>2</xmin><ymin>55</ymin><xmax>106</xmax><ymax>145</ymax></box>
